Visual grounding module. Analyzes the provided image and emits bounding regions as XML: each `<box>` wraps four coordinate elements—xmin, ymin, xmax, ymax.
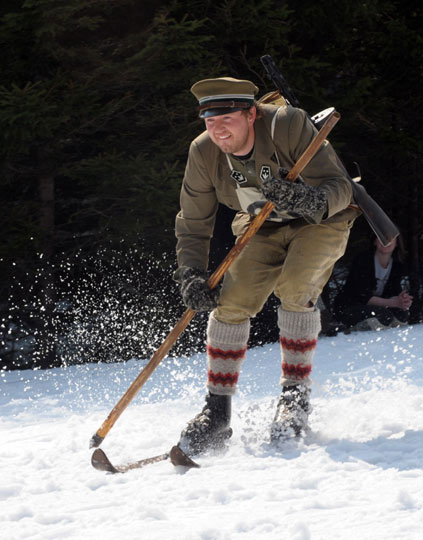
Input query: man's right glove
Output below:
<box><xmin>178</xmin><ymin>267</ymin><xmax>220</xmax><ymax>311</ymax></box>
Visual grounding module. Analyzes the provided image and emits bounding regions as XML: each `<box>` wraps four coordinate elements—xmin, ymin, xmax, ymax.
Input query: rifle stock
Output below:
<box><xmin>260</xmin><ymin>55</ymin><xmax>399</xmax><ymax>246</ymax></box>
<box><xmin>350</xmin><ymin>182</ymin><xmax>399</xmax><ymax>246</ymax></box>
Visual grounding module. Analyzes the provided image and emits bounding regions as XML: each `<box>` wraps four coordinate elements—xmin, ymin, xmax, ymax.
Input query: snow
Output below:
<box><xmin>1</xmin><ymin>324</ymin><xmax>423</xmax><ymax>540</ymax></box>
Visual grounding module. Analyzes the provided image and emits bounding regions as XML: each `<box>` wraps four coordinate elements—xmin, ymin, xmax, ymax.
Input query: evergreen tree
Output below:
<box><xmin>287</xmin><ymin>0</ymin><xmax>423</xmax><ymax>317</ymax></box>
<box><xmin>1</xmin><ymin>0</ymin><xmax>421</xmax><ymax>368</ymax></box>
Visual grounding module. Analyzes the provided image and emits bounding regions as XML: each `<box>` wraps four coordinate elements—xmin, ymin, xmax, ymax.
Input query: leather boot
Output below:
<box><xmin>178</xmin><ymin>392</ymin><xmax>232</xmax><ymax>456</ymax></box>
<box><xmin>270</xmin><ymin>384</ymin><xmax>311</xmax><ymax>443</ymax></box>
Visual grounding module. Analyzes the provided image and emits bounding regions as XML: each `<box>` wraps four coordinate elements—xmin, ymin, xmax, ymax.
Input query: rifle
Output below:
<box><xmin>260</xmin><ymin>55</ymin><xmax>399</xmax><ymax>246</ymax></box>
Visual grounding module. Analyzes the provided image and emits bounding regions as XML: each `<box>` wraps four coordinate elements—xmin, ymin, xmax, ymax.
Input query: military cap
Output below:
<box><xmin>191</xmin><ymin>77</ymin><xmax>259</xmax><ymax>118</ymax></box>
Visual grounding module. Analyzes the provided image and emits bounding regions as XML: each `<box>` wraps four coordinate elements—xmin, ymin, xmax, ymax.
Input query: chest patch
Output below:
<box><xmin>230</xmin><ymin>169</ymin><xmax>247</xmax><ymax>185</ymax></box>
<box><xmin>260</xmin><ymin>165</ymin><xmax>272</xmax><ymax>182</ymax></box>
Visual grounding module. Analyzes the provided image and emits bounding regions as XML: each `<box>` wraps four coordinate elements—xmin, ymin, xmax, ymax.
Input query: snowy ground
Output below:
<box><xmin>1</xmin><ymin>324</ymin><xmax>423</xmax><ymax>540</ymax></box>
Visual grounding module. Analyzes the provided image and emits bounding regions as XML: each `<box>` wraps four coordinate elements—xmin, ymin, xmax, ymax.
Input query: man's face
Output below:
<box><xmin>204</xmin><ymin>108</ymin><xmax>256</xmax><ymax>156</ymax></box>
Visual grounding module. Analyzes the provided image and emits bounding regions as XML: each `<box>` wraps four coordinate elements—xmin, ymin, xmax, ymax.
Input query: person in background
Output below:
<box><xmin>333</xmin><ymin>235</ymin><xmax>413</xmax><ymax>331</ymax></box>
<box><xmin>173</xmin><ymin>76</ymin><xmax>359</xmax><ymax>457</ymax></box>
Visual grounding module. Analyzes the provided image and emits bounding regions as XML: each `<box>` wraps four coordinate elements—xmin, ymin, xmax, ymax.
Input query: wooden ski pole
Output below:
<box><xmin>89</xmin><ymin>110</ymin><xmax>341</xmax><ymax>448</ymax></box>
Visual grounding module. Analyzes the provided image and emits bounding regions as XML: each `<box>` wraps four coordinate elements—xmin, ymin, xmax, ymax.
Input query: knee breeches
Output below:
<box><xmin>214</xmin><ymin>220</ymin><xmax>351</xmax><ymax>324</ymax></box>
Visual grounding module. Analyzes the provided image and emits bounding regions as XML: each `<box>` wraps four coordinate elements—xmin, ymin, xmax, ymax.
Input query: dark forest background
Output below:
<box><xmin>1</xmin><ymin>0</ymin><xmax>422</xmax><ymax>370</ymax></box>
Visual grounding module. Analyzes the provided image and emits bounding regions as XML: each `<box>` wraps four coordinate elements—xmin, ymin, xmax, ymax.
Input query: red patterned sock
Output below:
<box><xmin>206</xmin><ymin>314</ymin><xmax>250</xmax><ymax>396</ymax></box>
<box><xmin>278</xmin><ymin>307</ymin><xmax>321</xmax><ymax>387</ymax></box>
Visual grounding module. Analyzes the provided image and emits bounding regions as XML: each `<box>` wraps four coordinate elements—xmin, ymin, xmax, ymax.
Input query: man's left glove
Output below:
<box><xmin>178</xmin><ymin>267</ymin><xmax>220</xmax><ymax>311</ymax></box>
<box><xmin>261</xmin><ymin>168</ymin><xmax>328</xmax><ymax>224</ymax></box>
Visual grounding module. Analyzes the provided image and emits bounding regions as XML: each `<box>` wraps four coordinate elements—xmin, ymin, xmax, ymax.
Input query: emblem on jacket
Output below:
<box><xmin>260</xmin><ymin>165</ymin><xmax>271</xmax><ymax>181</ymax></box>
<box><xmin>230</xmin><ymin>170</ymin><xmax>247</xmax><ymax>185</ymax></box>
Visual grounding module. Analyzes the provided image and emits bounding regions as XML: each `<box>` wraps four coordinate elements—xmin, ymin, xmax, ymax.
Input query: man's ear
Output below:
<box><xmin>248</xmin><ymin>106</ymin><xmax>257</xmax><ymax>124</ymax></box>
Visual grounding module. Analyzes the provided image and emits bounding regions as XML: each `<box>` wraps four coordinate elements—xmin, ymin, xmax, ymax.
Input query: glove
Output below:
<box><xmin>261</xmin><ymin>168</ymin><xmax>328</xmax><ymax>223</ymax></box>
<box><xmin>178</xmin><ymin>267</ymin><xmax>220</xmax><ymax>311</ymax></box>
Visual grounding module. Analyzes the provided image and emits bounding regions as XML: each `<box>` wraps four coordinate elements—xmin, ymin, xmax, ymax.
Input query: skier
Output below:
<box><xmin>174</xmin><ymin>76</ymin><xmax>359</xmax><ymax>456</ymax></box>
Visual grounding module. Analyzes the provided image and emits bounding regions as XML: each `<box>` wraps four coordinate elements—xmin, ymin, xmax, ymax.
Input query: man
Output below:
<box><xmin>174</xmin><ymin>76</ymin><xmax>358</xmax><ymax>456</ymax></box>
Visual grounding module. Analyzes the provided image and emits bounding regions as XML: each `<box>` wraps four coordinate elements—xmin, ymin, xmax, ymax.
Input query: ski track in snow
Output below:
<box><xmin>1</xmin><ymin>325</ymin><xmax>423</xmax><ymax>540</ymax></box>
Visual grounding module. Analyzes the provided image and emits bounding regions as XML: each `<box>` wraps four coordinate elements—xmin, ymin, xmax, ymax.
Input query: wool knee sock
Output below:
<box><xmin>206</xmin><ymin>313</ymin><xmax>250</xmax><ymax>396</ymax></box>
<box><xmin>278</xmin><ymin>307</ymin><xmax>321</xmax><ymax>387</ymax></box>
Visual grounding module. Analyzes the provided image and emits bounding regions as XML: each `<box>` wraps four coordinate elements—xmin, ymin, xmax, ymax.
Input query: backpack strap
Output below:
<box><xmin>270</xmin><ymin>107</ymin><xmax>284</xmax><ymax>165</ymax></box>
<box><xmin>271</xmin><ymin>106</ymin><xmax>284</xmax><ymax>140</ymax></box>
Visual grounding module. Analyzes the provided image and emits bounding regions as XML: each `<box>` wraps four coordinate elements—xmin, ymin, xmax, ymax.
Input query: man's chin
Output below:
<box><xmin>215</xmin><ymin>141</ymin><xmax>236</xmax><ymax>154</ymax></box>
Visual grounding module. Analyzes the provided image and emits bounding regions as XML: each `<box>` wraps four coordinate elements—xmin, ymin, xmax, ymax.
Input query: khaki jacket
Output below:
<box><xmin>175</xmin><ymin>104</ymin><xmax>357</xmax><ymax>272</ymax></box>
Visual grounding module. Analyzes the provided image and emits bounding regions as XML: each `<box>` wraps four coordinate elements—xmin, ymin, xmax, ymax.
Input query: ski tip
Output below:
<box><xmin>91</xmin><ymin>448</ymin><xmax>119</xmax><ymax>474</ymax></box>
<box><xmin>89</xmin><ymin>433</ymin><xmax>104</xmax><ymax>448</ymax></box>
<box><xmin>169</xmin><ymin>445</ymin><xmax>201</xmax><ymax>469</ymax></box>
